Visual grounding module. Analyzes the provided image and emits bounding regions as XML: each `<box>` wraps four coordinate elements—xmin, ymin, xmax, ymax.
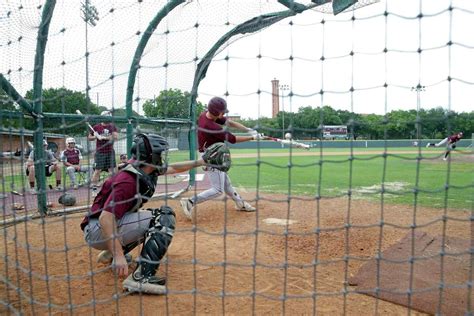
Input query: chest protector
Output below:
<box><xmin>122</xmin><ymin>164</ymin><xmax>158</xmax><ymax>207</ymax></box>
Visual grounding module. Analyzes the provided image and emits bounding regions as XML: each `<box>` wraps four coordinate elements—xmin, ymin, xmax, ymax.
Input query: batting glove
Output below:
<box><xmin>248</xmin><ymin>129</ymin><xmax>258</xmax><ymax>136</ymax></box>
<box><xmin>94</xmin><ymin>132</ymin><xmax>106</xmax><ymax>140</ymax></box>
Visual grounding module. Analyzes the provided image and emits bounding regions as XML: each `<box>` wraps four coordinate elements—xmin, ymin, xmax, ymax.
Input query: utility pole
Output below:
<box><xmin>411</xmin><ymin>84</ymin><xmax>425</xmax><ymax>141</ymax></box>
<box><xmin>81</xmin><ymin>0</ymin><xmax>99</xmax><ymax>109</ymax></box>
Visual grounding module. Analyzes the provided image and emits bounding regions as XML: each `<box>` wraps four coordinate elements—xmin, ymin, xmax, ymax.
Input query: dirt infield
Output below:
<box><xmin>1</xmin><ymin>192</ymin><xmax>471</xmax><ymax>315</ymax></box>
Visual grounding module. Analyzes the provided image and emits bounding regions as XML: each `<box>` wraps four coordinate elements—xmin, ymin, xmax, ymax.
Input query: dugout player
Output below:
<box><xmin>88</xmin><ymin>110</ymin><xmax>118</xmax><ymax>194</ymax></box>
<box><xmin>60</xmin><ymin>137</ymin><xmax>93</xmax><ymax>189</ymax></box>
<box><xmin>26</xmin><ymin>139</ymin><xmax>62</xmax><ymax>194</ymax></box>
<box><xmin>80</xmin><ymin>133</ymin><xmax>205</xmax><ymax>294</ymax></box>
<box><xmin>426</xmin><ymin>131</ymin><xmax>463</xmax><ymax>160</ymax></box>
<box><xmin>180</xmin><ymin>96</ymin><xmax>263</xmax><ymax>220</ymax></box>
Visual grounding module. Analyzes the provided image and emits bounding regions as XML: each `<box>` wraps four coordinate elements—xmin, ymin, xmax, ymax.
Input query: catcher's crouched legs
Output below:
<box><xmin>123</xmin><ymin>206</ymin><xmax>176</xmax><ymax>294</ymax></box>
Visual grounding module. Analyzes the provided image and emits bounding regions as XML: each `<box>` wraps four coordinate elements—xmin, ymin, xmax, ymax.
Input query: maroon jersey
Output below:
<box><xmin>197</xmin><ymin>111</ymin><xmax>236</xmax><ymax>152</ymax></box>
<box><xmin>91</xmin><ymin>123</ymin><xmax>117</xmax><ymax>153</ymax></box>
<box><xmin>60</xmin><ymin>148</ymin><xmax>81</xmax><ymax>165</ymax></box>
<box><xmin>448</xmin><ymin>133</ymin><xmax>462</xmax><ymax>143</ymax></box>
<box><xmin>80</xmin><ymin>171</ymin><xmax>138</xmax><ymax>230</ymax></box>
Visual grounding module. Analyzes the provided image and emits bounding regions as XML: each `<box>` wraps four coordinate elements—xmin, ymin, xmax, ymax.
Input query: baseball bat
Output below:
<box><xmin>75</xmin><ymin>109</ymin><xmax>95</xmax><ymax>133</ymax></box>
<box><xmin>11</xmin><ymin>190</ymin><xmax>24</xmax><ymax>196</ymax></box>
<box><xmin>264</xmin><ymin>136</ymin><xmax>310</xmax><ymax>150</ymax></box>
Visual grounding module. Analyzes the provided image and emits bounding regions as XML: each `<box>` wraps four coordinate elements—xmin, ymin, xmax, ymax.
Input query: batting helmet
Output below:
<box><xmin>131</xmin><ymin>133</ymin><xmax>169</xmax><ymax>174</ymax></box>
<box><xmin>66</xmin><ymin>137</ymin><xmax>76</xmax><ymax>145</ymax></box>
<box><xmin>207</xmin><ymin>97</ymin><xmax>229</xmax><ymax>116</ymax></box>
<box><xmin>58</xmin><ymin>193</ymin><xmax>76</xmax><ymax>206</ymax></box>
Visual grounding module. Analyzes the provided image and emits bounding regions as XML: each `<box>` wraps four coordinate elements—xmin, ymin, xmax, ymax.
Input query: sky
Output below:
<box><xmin>1</xmin><ymin>0</ymin><xmax>473</xmax><ymax>119</ymax></box>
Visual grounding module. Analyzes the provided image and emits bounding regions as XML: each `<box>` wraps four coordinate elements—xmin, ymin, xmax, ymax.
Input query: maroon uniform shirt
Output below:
<box><xmin>61</xmin><ymin>148</ymin><xmax>81</xmax><ymax>165</ymax></box>
<box><xmin>90</xmin><ymin>123</ymin><xmax>117</xmax><ymax>153</ymax></box>
<box><xmin>448</xmin><ymin>133</ymin><xmax>462</xmax><ymax>143</ymax></box>
<box><xmin>80</xmin><ymin>171</ymin><xmax>139</xmax><ymax>230</ymax></box>
<box><xmin>197</xmin><ymin>111</ymin><xmax>236</xmax><ymax>152</ymax></box>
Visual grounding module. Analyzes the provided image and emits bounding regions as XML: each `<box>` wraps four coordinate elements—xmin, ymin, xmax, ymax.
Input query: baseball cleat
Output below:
<box><xmin>123</xmin><ymin>269</ymin><xmax>167</xmax><ymax>295</ymax></box>
<box><xmin>180</xmin><ymin>198</ymin><xmax>194</xmax><ymax>220</ymax></box>
<box><xmin>235</xmin><ymin>201</ymin><xmax>256</xmax><ymax>212</ymax></box>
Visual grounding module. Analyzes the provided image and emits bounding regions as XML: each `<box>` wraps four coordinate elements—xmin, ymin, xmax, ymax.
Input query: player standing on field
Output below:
<box><xmin>88</xmin><ymin>110</ymin><xmax>118</xmax><ymax>194</ymax></box>
<box><xmin>80</xmin><ymin>133</ymin><xmax>205</xmax><ymax>294</ymax></box>
<box><xmin>426</xmin><ymin>131</ymin><xmax>463</xmax><ymax>160</ymax></box>
<box><xmin>180</xmin><ymin>96</ymin><xmax>263</xmax><ymax>220</ymax></box>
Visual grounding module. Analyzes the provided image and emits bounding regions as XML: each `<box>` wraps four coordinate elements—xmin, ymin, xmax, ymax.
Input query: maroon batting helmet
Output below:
<box><xmin>207</xmin><ymin>97</ymin><xmax>229</xmax><ymax>116</ymax></box>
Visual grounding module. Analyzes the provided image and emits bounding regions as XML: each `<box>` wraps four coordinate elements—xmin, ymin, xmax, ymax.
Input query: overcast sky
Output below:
<box><xmin>1</xmin><ymin>0</ymin><xmax>473</xmax><ymax>119</ymax></box>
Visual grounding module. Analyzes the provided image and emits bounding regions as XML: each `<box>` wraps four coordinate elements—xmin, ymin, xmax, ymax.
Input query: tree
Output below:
<box><xmin>142</xmin><ymin>88</ymin><xmax>205</xmax><ymax>119</ymax></box>
<box><xmin>0</xmin><ymin>89</ymin><xmax>20</xmax><ymax>128</ymax></box>
<box><xmin>24</xmin><ymin>87</ymin><xmax>101</xmax><ymax>135</ymax></box>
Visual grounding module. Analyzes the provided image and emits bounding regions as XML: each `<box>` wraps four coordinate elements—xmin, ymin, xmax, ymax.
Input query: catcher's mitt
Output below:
<box><xmin>202</xmin><ymin>142</ymin><xmax>231</xmax><ymax>172</ymax></box>
<box><xmin>58</xmin><ymin>193</ymin><xmax>77</xmax><ymax>206</ymax></box>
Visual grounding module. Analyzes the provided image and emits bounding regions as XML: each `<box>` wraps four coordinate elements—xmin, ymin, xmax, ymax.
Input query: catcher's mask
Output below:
<box><xmin>58</xmin><ymin>193</ymin><xmax>76</xmax><ymax>206</ymax></box>
<box><xmin>207</xmin><ymin>97</ymin><xmax>229</xmax><ymax>116</ymax></box>
<box><xmin>131</xmin><ymin>133</ymin><xmax>169</xmax><ymax>175</ymax></box>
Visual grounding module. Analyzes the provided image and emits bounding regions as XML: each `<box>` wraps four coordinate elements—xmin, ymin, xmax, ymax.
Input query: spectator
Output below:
<box><xmin>60</xmin><ymin>137</ymin><xmax>93</xmax><ymax>189</ymax></box>
<box><xmin>26</xmin><ymin>139</ymin><xmax>62</xmax><ymax>194</ymax></box>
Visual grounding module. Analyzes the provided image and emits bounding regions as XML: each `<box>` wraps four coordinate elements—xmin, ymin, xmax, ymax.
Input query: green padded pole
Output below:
<box><xmin>32</xmin><ymin>0</ymin><xmax>56</xmax><ymax>215</ymax></box>
<box><xmin>125</xmin><ymin>0</ymin><xmax>185</xmax><ymax>159</ymax></box>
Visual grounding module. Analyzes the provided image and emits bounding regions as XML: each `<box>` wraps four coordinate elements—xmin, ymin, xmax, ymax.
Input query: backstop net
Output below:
<box><xmin>1</xmin><ymin>0</ymin><xmax>473</xmax><ymax>314</ymax></box>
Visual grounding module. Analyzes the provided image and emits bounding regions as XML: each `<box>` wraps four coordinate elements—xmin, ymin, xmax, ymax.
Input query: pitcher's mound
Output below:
<box><xmin>349</xmin><ymin>231</ymin><xmax>472</xmax><ymax>315</ymax></box>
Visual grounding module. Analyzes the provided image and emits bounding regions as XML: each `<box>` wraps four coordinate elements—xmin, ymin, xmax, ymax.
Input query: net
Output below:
<box><xmin>0</xmin><ymin>0</ymin><xmax>473</xmax><ymax>314</ymax></box>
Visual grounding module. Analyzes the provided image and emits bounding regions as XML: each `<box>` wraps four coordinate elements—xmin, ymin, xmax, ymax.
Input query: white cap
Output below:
<box><xmin>66</xmin><ymin>137</ymin><xmax>76</xmax><ymax>144</ymax></box>
<box><xmin>100</xmin><ymin>110</ymin><xmax>112</xmax><ymax>116</ymax></box>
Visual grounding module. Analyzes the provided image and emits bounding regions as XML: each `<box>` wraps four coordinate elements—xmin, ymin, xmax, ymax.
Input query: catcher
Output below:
<box><xmin>80</xmin><ymin>133</ymin><xmax>205</xmax><ymax>294</ymax></box>
<box><xmin>426</xmin><ymin>131</ymin><xmax>463</xmax><ymax>161</ymax></box>
<box><xmin>180</xmin><ymin>96</ymin><xmax>263</xmax><ymax>221</ymax></box>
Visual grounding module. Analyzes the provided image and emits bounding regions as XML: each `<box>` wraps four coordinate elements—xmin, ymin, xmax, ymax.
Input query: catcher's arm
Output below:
<box><xmin>265</xmin><ymin>136</ymin><xmax>310</xmax><ymax>150</ymax></box>
<box><xmin>165</xmin><ymin>159</ymin><xmax>205</xmax><ymax>174</ymax></box>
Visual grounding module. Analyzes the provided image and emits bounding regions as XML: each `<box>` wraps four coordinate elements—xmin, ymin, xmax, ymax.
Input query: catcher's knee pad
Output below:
<box><xmin>139</xmin><ymin>206</ymin><xmax>176</xmax><ymax>278</ymax></box>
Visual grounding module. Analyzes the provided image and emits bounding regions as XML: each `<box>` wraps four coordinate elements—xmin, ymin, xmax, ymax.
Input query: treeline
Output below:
<box><xmin>239</xmin><ymin>106</ymin><xmax>473</xmax><ymax>140</ymax></box>
<box><xmin>1</xmin><ymin>87</ymin><xmax>472</xmax><ymax>140</ymax></box>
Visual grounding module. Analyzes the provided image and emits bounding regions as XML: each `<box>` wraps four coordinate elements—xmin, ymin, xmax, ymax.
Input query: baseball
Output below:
<box><xmin>284</xmin><ymin>133</ymin><xmax>292</xmax><ymax>140</ymax></box>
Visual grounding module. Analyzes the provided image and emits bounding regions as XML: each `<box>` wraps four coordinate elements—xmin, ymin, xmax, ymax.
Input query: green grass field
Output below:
<box><xmin>4</xmin><ymin>147</ymin><xmax>472</xmax><ymax>211</ymax></box>
<box><xmin>170</xmin><ymin>147</ymin><xmax>473</xmax><ymax>211</ymax></box>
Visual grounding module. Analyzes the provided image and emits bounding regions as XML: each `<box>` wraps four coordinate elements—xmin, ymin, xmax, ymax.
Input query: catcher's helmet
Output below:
<box><xmin>131</xmin><ymin>133</ymin><xmax>169</xmax><ymax>173</ymax></box>
<box><xmin>66</xmin><ymin>137</ymin><xmax>76</xmax><ymax>145</ymax></box>
<box><xmin>58</xmin><ymin>193</ymin><xmax>76</xmax><ymax>206</ymax></box>
<box><xmin>207</xmin><ymin>97</ymin><xmax>229</xmax><ymax>116</ymax></box>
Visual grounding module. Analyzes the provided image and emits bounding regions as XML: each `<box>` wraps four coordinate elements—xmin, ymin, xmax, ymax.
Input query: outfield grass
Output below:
<box><xmin>4</xmin><ymin>148</ymin><xmax>471</xmax><ymax>211</ymax></box>
<box><xmin>170</xmin><ymin>147</ymin><xmax>473</xmax><ymax>211</ymax></box>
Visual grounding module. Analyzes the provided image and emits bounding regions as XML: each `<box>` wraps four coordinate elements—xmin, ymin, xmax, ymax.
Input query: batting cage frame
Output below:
<box><xmin>1</xmin><ymin>0</ymin><xmax>473</xmax><ymax>315</ymax></box>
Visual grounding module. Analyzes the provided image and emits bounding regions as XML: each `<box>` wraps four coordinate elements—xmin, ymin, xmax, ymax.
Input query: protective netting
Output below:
<box><xmin>1</xmin><ymin>0</ymin><xmax>473</xmax><ymax>314</ymax></box>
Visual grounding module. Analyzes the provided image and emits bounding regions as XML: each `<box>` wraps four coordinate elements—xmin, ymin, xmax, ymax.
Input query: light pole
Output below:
<box><xmin>81</xmin><ymin>1</ymin><xmax>99</xmax><ymax>106</ymax></box>
<box><xmin>279</xmin><ymin>84</ymin><xmax>289</xmax><ymax>139</ymax></box>
<box><xmin>411</xmin><ymin>84</ymin><xmax>425</xmax><ymax>140</ymax></box>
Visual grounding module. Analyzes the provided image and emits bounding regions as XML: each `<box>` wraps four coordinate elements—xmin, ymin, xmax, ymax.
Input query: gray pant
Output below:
<box><xmin>435</xmin><ymin>137</ymin><xmax>448</xmax><ymax>147</ymax></box>
<box><xmin>83</xmin><ymin>210</ymin><xmax>152</xmax><ymax>250</ymax></box>
<box><xmin>66</xmin><ymin>165</ymin><xmax>93</xmax><ymax>186</ymax></box>
<box><xmin>190</xmin><ymin>166</ymin><xmax>245</xmax><ymax>208</ymax></box>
